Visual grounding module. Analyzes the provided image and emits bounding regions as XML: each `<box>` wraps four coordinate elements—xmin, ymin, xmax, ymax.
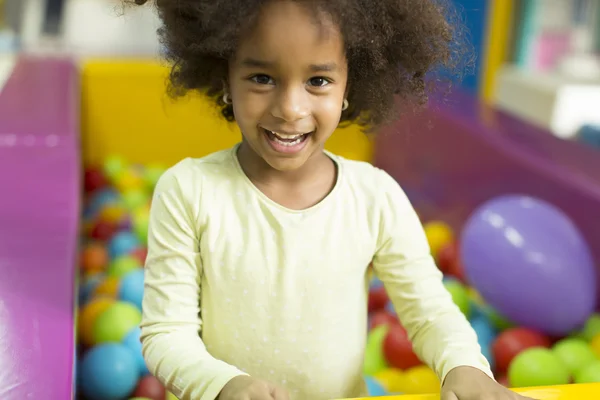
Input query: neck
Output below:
<box><xmin>236</xmin><ymin>140</ymin><xmax>330</xmax><ymax>185</ymax></box>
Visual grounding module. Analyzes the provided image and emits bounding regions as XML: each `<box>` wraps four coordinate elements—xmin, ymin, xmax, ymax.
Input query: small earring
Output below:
<box><xmin>342</xmin><ymin>99</ymin><xmax>349</xmax><ymax>111</ymax></box>
<box><xmin>222</xmin><ymin>93</ymin><xmax>232</xmax><ymax>105</ymax></box>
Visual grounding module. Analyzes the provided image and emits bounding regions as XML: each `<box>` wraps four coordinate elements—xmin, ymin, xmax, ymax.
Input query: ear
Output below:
<box><xmin>222</xmin><ymin>79</ymin><xmax>230</xmax><ymax>94</ymax></box>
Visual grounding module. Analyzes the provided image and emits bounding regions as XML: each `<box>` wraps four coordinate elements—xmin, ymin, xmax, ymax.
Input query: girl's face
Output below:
<box><xmin>228</xmin><ymin>0</ymin><xmax>348</xmax><ymax>172</ymax></box>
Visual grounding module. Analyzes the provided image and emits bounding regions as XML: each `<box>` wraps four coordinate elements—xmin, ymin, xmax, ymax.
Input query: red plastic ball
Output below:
<box><xmin>491</xmin><ymin>327</ymin><xmax>552</xmax><ymax>374</ymax></box>
<box><xmin>368</xmin><ymin>286</ymin><xmax>389</xmax><ymax>313</ymax></box>
<box><xmin>369</xmin><ymin>310</ymin><xmax>398</xmax><ymax>330</ymax></box>
<box><xmin>131</xmin><ymin>247</ymin><xmax>148</xmax><ymax>265</ymax></box>
<box><xmin>84</xmin><ymin>166</ymin><xmax>108</xmax><ymax>194</ymax></box>
<box><xmin>436</xmin><ymin>241</ymin><xmax>458</xmax><ymax>274</ymax></box>
<box><xmin>89</xmin><ymin>220</ymin><xmax>118</xmax><ymax>242</ymax></box>
<box><xmin>133</xmin><ymin>375</ymin><xmax>167</xmax><ymax>400</ymax></box>
<box><xmin>382</xmin><ymin>323</ymin><xmax>422</xmax><ymax>369</ymax></box>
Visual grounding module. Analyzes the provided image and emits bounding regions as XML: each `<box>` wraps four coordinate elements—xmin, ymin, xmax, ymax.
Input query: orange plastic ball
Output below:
<box><xmin>78</xmin><ymin>297</ymin><xmax>114</xmax><ymax>347</ymax></box>
<box><xmin>80</xmin><ymin>243</ymin><xmax>109</xmax><ymax>274</ymax></box>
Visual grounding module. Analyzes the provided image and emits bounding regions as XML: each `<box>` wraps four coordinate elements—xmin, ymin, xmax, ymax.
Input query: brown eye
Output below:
<box><xmin>251</xmin><ymin>74</ymin><xmax>274</xmax><ymax>85</ymax></box>
<box><xmin>308</xmin><ymin>77</ymin><xmax>330</xmax><ymax>87</ymax></box>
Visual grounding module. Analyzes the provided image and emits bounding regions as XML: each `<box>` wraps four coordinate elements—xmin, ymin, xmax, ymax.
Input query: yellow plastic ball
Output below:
<box><xmin>590</xmin><ymin>334</ymin><xmax>600</xmax><ymax>358</ymax></box>
<box><xmin>114</xmin><ymin>168</ymin><xmax>144</xmax><ymax>193</ymax></box>
<box><xmin>374</xmin><ymin>368</ymin><xmax>405</xmax><ymax>393</ymax></box>
<box><xmin>93</xmin><ymin>276</ymin><xmax>120</xmax><ymax>298</ymax></box>
<box><xmin>98</xmin><ymin>203</ymin><xmax>127</xmax><ymax>224</ymax></box>
<box><xmin>400</xmin><ymin>365</ymin><xmax>441</xmax><ymax>394</ymax></box>
<box><xmin>78</xmin><ymin>297</ymin><xmax>115</xmax><ymax>347</ymax></box>
<box><xmin>423</xmin><ymin>221</ymin><xmax>454</xmax><ymax>259</ymax></box>
<box><xmin>166</xmin><ymin>392</ymin><xmax>179</xmax><ymax>400</ymax></box>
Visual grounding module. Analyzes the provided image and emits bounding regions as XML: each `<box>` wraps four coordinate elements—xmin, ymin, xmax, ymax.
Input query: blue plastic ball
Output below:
<box><xmin>470</xmin><ymin>315</ymin><xmax>497</xmax><ymax>369</ymax></box>
<box><xmin>369</xmin><ymin>275</ymin><xmax>384</xmax><ymax>290</ymax></box>
<box><xmin>123</xmin><ymin>326</ymin><xmax>150</xmax><ymax>376</ymax></box>
<box><xmin>108</xmin><ymin>231</ymin><xmax>140</xmax><ymax>259</ymax></box>
<box><xmin>365</xmin><ymin>376</ymin><xmax>387</xmax><ymax>396</ymax></box>
<box><xmin>79</xmin><ymin>343</ymin><xmax>139</xmax><ymax>400</ymax></box>
<box><xmin>385</xmin><ymin>300</ymin><xmax>396</xmax><ymax>316</ymax></box>
<box><xmin>85</xmin><ymin>188</ymin><xmax>119</xmax><ymax>219</ymax></box>
<box><xmin>79</xmin><ymin>274</ymin><xmax>103</xmax><ymax>305</ymax></box>
<box><xmin>119</xmin><ymin>269</ymin><xmax>145</xmax><ymax>311</ymax></box>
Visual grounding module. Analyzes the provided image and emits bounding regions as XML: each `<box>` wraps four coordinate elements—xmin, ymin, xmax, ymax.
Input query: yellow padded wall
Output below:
<box><xmin>80</xmin><ymin>59</ymin><xmax>373</xmax><ymax>167</ymax></box>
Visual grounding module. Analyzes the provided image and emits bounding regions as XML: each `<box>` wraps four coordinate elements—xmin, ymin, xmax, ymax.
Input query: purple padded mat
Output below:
<box><xmin>375</xmin><ymin>91</ymin><xmax>600</xmax><ymax>308</ymax></box>
<box><xmin>0</xmin><ymin>56</ymin><xmax>79</xmax><ymax>399</ymax></box>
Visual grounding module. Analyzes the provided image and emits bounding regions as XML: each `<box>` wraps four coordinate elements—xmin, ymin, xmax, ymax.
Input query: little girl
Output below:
<box><xmin>132</xmin><ymin>1</ymin><xmax>532</xmax><ymax>399</ymax></box>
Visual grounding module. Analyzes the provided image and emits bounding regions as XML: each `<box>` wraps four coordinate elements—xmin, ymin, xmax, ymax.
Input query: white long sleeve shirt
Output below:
<box><xmin>140</xmin><ymin>144</ymin><xmax>492</xmax><ymax>400</ymax></box>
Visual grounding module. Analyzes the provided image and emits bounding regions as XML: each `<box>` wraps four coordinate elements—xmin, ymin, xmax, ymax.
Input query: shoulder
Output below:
<box><xmin>154</xmin><ymin>147</ymin><xmax>237</xmax><ymax>195</ymax></box>
<box><xmin>333</xmin><ymin>153</ymin><xmax>405</xmax><ymax>199</ymax></box>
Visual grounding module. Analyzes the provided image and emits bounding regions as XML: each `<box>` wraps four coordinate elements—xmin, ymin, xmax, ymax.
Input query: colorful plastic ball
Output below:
<box><xmin>104</xmin><ymin>155</ymin><xmax>126</xmax><ymax>181</ymax></box>
<box><xmin>108</xmin><ymin>256</ymin><xmax>142</xmax><ymax>279</ymax></box>
<box><xmin>574</xmin><ymin>360</ymin><xmax>600</xmax><ymax>383</ymax></box>
<box><xmin>508</xmin><ymin>347</ymin><xmax>570</xmax><ymax>388</ymax></box>
<box><xmin>442</xmin><ymin>279</ymin><xmax>470</xmax><ymax>318</ymax></box>
<box><xmin>115</xmin><ymin>168</ymin><xmax>145</xmax><ymax>193</ymax></box>
<box><xmin>590</xmin><ymin>334</ymin><xmax>600</xmax><ymax>358</ymax></box>
<box><xmin>491</xmin><ymin>327</ymin><xmax>551</xmax><ymax>374</ymax></box>
<box><xmin>470</xmin><ymin>315</ymin><xmax>497</xmax><ymax>368</ymax></box>
<box><xmin>144</xmin><ymin>164</ymin><xmax>166</xmax><ymax>189</ymax></box>
<box><xmin>133</xmin><ymin>375</ymin><xmax>167</xmax><ymax>400</ymax></box>
<box><xmin>368</xmin><ymin>310</ymin><xmax>398</xmax><ymax>331</ymax></box>
<box><xmin>423</xmin><ymin>221</ymin><xmax>454</xmax><ymax>258</ymax></box>
<box><xmin>132</xmin><ymin>206</ymin><xmax>150</xmax><ymax>245</ymax></box>
<box><xmin>383</xmin><ymin>323</ymin><xmax>422</xmax><ymax>370</ymax></box>
<box><xmin>485</xmin><ymin>306</ymin><xmax>515</xmax><ymax>331</ymax></box>
<box><xmin>108</xmin><ymin>231</ymin><xmax>141</xmax><ymax>259</ymax></box>
<box><xmin>94</xmin><ymin>301</ymin><xmax>142</xmax><ymax>343</ymax></box>
<box><xmin>122</xmin><ymin>189</ymin><xmax>149</xmax><ymax>211</ymax></box>
<box><xmin>167</xmin><ymin>392</ymin><xmax>179</xmax><ymax>400</ymax></box>
<box><xmin>369</xmin><ymin>275</ymin><xmax>384</xmax><ymax>290</ymax></box>
<box><xmin>435</xmin><ymin>241</ymin><xmax>457</xmax><ymax>274</ymax></box>
<box><xmin>99</xmin><ymin>203</ymin><xmax>128</xmax><ymax>225</ymax></box>
<box><xmin>80</xmin><ymin>243</ymin><xmax>109</xmax><ymax>274</ymax></box>
<box><xmin>131</xmin><ymin>247</ymin><xmax>148</xmax><ymax>265</ymax></box>
<box><xmin>90</xmin><ymin>220</ymin><xmax>119</xmax><ymax>242</ymax></box>
<box><xmin>365</xmin><ymin>376</ymin><xmax>387</xmax><ymax>396</ymax></box>
<box><xmin>78</xmin><ymin>297</ymin><xmax>115</xmax><ymax>347</ymax></box>
<box><xmin>363</xmin><ymin>324</ymin><xmax>389</xmax><ymax>376</ymax></box>
<box><xmin>86</xmin><ymin>188</ymin><xmax>119</xmax><ymax>219</ymax></box>
<box><xmin>577</xmin><ymin>314</ymin><xmax>600</xmax><ymax>341</ymax></box>
<box><xmin>119</xmin><ymin>269</ymin><xmax>145</xmax><ymax>311</ymax></box>
<box><xmin>84</xmin><ymin>166</ymin><xmax>108</xmax><ymax>194</ymax></box>
<box><xmin>368</xmin><ymin>286</ymin><xmax>389</xmax><ymax>313</ymax></box>
<box><xmin>129</xmin><ymin>398</ymin><xmax>152</xmax><ymax>400</ymax></box>
<box><xmin>552</xmin><ymin>338</ymin><xmax>597</xmax><ymax>375</ymax></box>
<box><xmin>93</xmin><ymin>276</ymin><xmax>121</xmax><ymax>298</ymax></box>
<box><xmin>79</xmin><ymin>274</ymin><xmax>103</xmax><ymax>305</ymax></box>
<box><xmin>79</xmin><ymin>343</ymin><xmax>139</xmax><ymax>400</ymax></box>
<box><xmin>373</xmin><ymin>368</ymin><xmax>405</xmax><ymax>393</ymax></box>
<box><xmin>400</xmin><ymin>365</ymin><xmax>440</xmax><ymax>394</ymax></box>
<box><xmin>123</xmin><ymin>326</ymin><xmax>149</xmax><ymax>376</ymax></box>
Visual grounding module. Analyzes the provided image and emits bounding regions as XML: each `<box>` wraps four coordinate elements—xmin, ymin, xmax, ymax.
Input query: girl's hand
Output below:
<box><xmin>218</xmin><ymin>375</ymin><xmax>290</xmax><ymax>400</ymax></box>
<box><xmin>441</xmin><ymin>367</ymin><xmax>535</xmax><ymax>400</ymax></box>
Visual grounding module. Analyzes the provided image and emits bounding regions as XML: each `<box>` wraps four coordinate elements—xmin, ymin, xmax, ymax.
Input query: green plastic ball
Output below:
<box><xmin>363</xmin><ymin>324</ymin><xmax>389</xmax><ymax>376</ymax></box>
<box><xmin>122</xmin><ymin>189</ymin><xmax>149</xmax><ymax>211</ymax></box>
<box><xmin>574</xmin><ymin>360</ymin><xmax>600</xmax><ymax>383</ymax></box>
<box><xmin>108</xmin><ymin>256</ymin><xmax>141</xmax><ymax>278</ymax></box>
<box><xmin>508</xmin><ymin>347</ymin><xmax>570</xmax><ymax>388</ymax></box>
<box><xmin>443</xmin><ymin>280</ymin><xmax>470</xmax><ymax>318</ymax></box>
<box><xmin>486</xmin><ymin>306</ymin><xmax>515</xmax><ymax>331</ymax></box>
<box><xmin>144</xmin><ymin>164</ymin><xmax>166</xmax><ymax>189</ymax></box>
<box><xmin>577</xmin><ymin>314</ymin><xmax>600</xmax><ymax>342</ymax></box>
<box><xmin>104</xmin><ymin>155</ymin><xmax>126</xmax><ymax>181</ymax></box>
<box><xmin>552</xmin><ymin>338</ymin><xmax>597</xmax><ymax>374</ymax></box>
<box><xmin>93</xmin><ymin>301</ymin><xmax>142</xmax><ymax>343</ymax></box>
<box><xmin>132</xmin><ymin>207</ymin><xmax>150</xmax><ymax>245</ymax></box>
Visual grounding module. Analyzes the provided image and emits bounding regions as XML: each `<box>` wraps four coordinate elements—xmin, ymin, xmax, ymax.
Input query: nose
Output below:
<box><xmin>270</xmin><ymin>85</ymin><xmax>310</xmax><ymax>122</ymax></box>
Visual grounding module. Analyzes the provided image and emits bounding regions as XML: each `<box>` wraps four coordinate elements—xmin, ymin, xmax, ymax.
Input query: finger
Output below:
<box><xmin>271</xmin><ymin>386</ymin><xmax>290</xmax><ymax>400</ymax></box>
<box><xmin>440</xmin><ymin>390</ymin><xmax>459</xmax><ymax>400</ymax></box>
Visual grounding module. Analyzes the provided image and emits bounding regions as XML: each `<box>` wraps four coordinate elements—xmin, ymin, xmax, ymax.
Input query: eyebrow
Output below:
<box><xmin>241</xmin><ymin>58</ymin><xmax>338</xmax><ymax>72</ymax></box>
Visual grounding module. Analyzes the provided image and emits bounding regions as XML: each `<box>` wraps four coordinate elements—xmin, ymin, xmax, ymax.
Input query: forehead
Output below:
<box><xmin>234</xmin><ymin>1</ymin><xmax>345</xmax><ymax>67</ymax></box>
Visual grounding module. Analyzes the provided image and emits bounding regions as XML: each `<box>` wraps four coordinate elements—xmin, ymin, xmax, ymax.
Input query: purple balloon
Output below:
<box><xmin>460</xmin><ymin>195</ymin><xmax>597</xmax><ymax>336</ymax></box>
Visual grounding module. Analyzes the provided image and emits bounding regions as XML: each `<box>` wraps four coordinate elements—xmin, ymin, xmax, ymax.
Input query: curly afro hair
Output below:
<box><xmin>129</xmin><ymin>0</ymin><xmax>472</xmax><ymax>131</ymax></box>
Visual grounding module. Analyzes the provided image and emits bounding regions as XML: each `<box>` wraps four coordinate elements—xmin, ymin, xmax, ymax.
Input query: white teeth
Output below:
<box><xmin>273</xmin><ymin>136</ymin><xmax>303</xmax><ymax>146</ymax></box>
<box><xmin>272</xmin><ymin>131</ymin><xmax>302</xmax><ymax>140</ymax></box>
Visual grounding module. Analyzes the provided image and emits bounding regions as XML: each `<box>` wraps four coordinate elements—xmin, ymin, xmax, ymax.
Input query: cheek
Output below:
<box><xmin>314</xmin><ymin>96</ymin><xmax>344</xmax><ymax>125</ymax></box>
<box><xmin>232</xmin><ymin>93</ymin><xmax>268</xmax><ymax>127</ymax></box>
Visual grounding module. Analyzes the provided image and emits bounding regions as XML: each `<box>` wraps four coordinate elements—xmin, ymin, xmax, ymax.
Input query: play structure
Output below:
<box><xmin>2</xmin><ymin>53</ymin><xmax>600</xmax><ymax>399</ymax></box>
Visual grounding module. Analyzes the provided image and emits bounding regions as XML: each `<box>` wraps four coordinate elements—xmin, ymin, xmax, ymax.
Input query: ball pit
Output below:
<box><xmin>77</xmin><ymin>156</ymin><xmax>600</xmax><ymax>399</ymax></box>
<box><xmin>364</xmin><ymin>215</ymin><xmax>600</xmax><ymax>397</ymax></box>
<box><xmin>76</xmin><ymin>158</ymin><xmax>179</xmax><ymax>400</ymax></box>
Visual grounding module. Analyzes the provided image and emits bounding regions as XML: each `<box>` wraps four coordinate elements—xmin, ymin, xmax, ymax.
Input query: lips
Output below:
<box><xmin>261</xmin><ymin>127</ymin><xmax>313</xmax><ymax>153</ymax></box>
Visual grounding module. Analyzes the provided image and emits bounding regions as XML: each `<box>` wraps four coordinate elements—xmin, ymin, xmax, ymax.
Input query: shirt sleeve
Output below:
<box><xmin>371</xmin><ymin>169</ymin><xmax>494</xmax><ymax>384</ymax></box>
<box><xmin>140</xmin><ymin>164</ymin><xmax>247</xmax><ymax>400</ymax></box>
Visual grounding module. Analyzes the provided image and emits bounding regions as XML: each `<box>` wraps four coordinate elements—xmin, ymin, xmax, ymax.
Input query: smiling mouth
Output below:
<box><xmin>263</xmin><ymin>128</ymin><xmax>312</xmax><ymax>147</ymax></box>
